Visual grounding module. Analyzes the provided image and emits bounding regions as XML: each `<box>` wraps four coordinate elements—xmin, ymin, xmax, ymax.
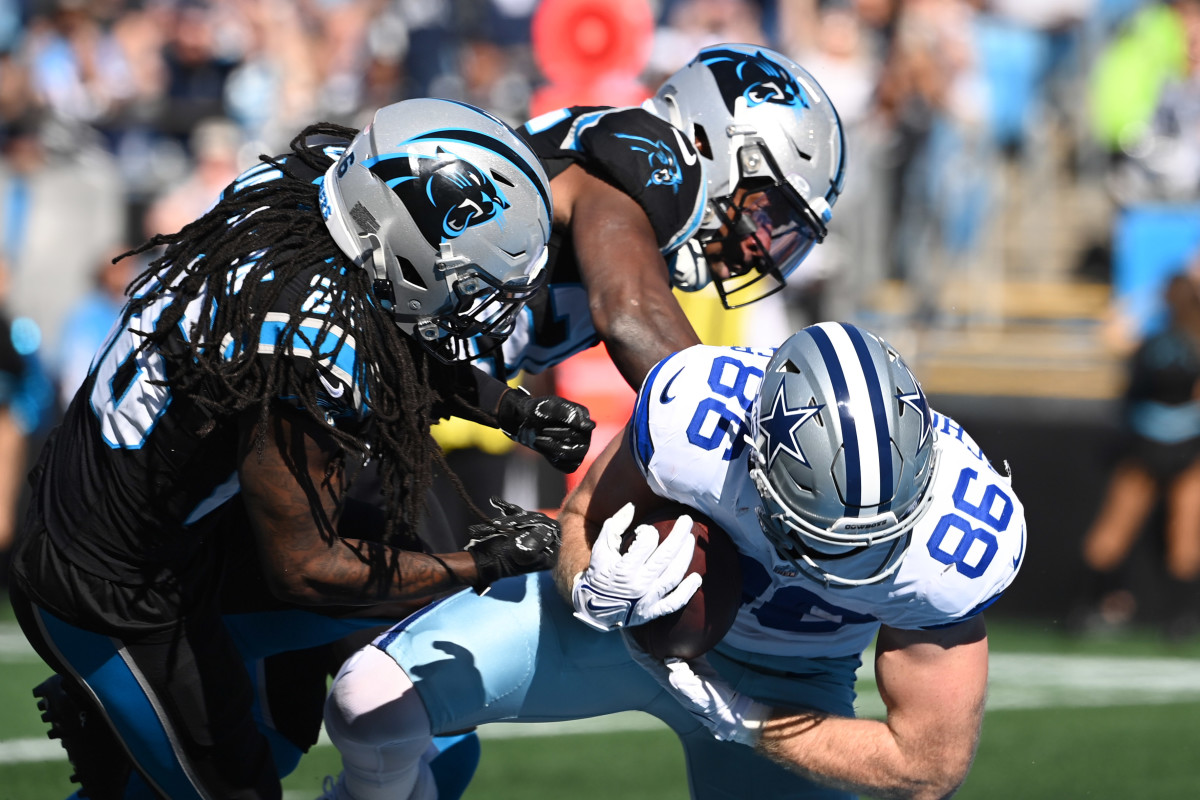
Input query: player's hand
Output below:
<box><xmin>465</xmin><ymin>498</ymin><xmax>561</xmax><ymax>590</ymax></box>
<box><xmin>571</xmin><ymin>502</ymin><xmax>702</xmax><ymax>632</ymax></box>
<box><xmin>624</xmin><ymin>632</ymin><xmax>769</xmax><ymax>746</ymax></box>
<box><xmin>498</xmin><ymin>389</ymin><xmax>595</xmax><ymax>473</ymax></box>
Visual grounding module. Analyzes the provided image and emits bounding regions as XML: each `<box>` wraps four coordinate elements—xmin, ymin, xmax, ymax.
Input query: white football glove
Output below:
<box><xmin>571</xmin><ymin>502</ymin><xmax>703</xmax><ymax>632</ymax></box>
<box><xmin>624</xmin><ymin>632</ymin><xmax>770</xmax><ymax>746</ymax></box>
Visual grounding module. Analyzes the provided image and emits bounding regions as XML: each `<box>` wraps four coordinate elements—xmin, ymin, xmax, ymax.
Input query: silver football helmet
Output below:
<box><xmin>319</xmin><ymin>98</ymin><xmax>552</xmax><ymax>361</ymax></box>
<box><xmin>748</xmin><ymin>322</ymin><xmax>938</xmax><ymax>586</ymax></box>
<box><xmin>647</xmin><ymin>44</ymin><xmax>846</xmax><ymax>308</ymax></box>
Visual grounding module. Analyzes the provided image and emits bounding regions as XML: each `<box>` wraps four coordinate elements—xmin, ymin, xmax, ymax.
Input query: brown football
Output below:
<box><xmin>627</xmin><ymin>505</ymin><xmax>743</xmax><ymax>660</ymax></box>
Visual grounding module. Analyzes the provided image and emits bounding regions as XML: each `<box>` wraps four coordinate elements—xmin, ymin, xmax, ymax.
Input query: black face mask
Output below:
<box><xmin>696</xmin><ymin>146</ymin><xmax>831</xmax><ymax>309</ymax></box>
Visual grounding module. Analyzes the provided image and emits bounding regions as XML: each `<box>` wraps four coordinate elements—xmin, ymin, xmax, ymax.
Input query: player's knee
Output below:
<box><xmin>324</xmin><ymin>646</ymin><xmax>430</xmax><ymax>750</ymax></box>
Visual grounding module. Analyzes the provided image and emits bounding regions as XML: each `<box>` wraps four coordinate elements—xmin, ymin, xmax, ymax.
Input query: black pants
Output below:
<box><xmin>11</xmin><ymin>526</ymin><xmax>280</xmax><ymax>800</ymax></box>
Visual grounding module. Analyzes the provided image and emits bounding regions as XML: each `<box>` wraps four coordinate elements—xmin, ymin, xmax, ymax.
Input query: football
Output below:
<box><xmin>627</xmin><ymin>505</ymin><xmax>743</xmax><ymax>660</ymax></box>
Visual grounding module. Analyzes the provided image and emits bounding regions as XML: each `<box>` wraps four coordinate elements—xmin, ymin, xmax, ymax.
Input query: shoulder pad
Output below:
<box><xmin>578</xmin><ymin>109</ymin><xmax>706</xmax><ymax>253</ymax></box>
<box><xmin>525</xmin><ymin>107</ymin><xmax>706</xmax><ymax>253</ymax></box>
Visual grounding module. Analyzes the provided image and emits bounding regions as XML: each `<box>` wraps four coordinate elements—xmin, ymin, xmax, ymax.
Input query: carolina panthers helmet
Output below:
<box><xmin>647</xmin><ymin>44</ymin><xmax>846</xmax><ymax>308</ymax></box>
<box><xmin>319</xmin><ymin>99</ymin><xmax>553</xmax><ymax>360</ymax></box>
<box><xmin>748</xmin><ymin>322</ymin><xmax>937</xmax><ymax>586</ymax></box>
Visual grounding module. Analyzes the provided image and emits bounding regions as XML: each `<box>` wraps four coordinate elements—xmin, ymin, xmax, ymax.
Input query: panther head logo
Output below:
<box><xmin>614</xmin><ymin>133</ymin><xmax>683</xmax><ymax>192</ymax></box>
<box><xmin>367</xmin><ymin>145</ymin><xmax>510</xmax><ymax>249</ymax></box>
<box><xmin>700</xmin><ymin>48</ymin><xmax>811</xmax><ymax>115</ymax></box>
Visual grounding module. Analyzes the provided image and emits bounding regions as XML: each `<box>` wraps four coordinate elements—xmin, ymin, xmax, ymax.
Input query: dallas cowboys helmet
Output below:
<box><xmin>647</xmin><ymin>44</ymin><xmax>846</xmax><ymax>308</ymax></box>
<box><xmin>319</xmin><ymin>99</ymin><xmax>553</xmax><ymax>360</ymax></box>
<box><xmin>748</xmin><ymin>322</ymin><xmax>937</xmax><ymax>586</ymax></box>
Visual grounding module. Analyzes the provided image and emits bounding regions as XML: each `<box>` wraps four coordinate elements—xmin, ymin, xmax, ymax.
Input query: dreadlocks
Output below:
<box><xmin>121</xmin><ymin>122</ymin><xmax>451</xmax><ymax>545</ymax></box>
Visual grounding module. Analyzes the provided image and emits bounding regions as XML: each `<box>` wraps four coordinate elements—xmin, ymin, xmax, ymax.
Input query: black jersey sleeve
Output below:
<box><xmin>523</xmin><ymin>107</ymin><xmax>706</xmax><ymax>254</ymax></box>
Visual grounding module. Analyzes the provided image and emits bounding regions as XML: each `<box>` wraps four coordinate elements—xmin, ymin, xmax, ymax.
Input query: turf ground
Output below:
<box><xmin>3</xmin><ymin>603</ymin><xmax>1200</xmax><ymax>799</ymax></box>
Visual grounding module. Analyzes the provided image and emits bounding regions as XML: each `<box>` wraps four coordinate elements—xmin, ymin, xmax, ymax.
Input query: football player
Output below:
<box><xmin>271</xmin><ymin>43</ymin><xmax>845</xmax><ymax>799</ymax></box>
<box><xmin>8</xmin><ymin>99</ymin><xmax>591</xmax><ymax>800</ymax></box>
<box><xmin>320</xmin><ymin>322</ymin><xmax>1025</xmax><ymax>800</ymax></box>
<box><xmin>479</xmin><ymin>42</ymin><xmax>846</xmax><ymax>388</ymax></box>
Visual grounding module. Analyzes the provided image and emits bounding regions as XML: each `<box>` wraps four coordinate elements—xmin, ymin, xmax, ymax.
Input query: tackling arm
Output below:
<box><xmin>757</xmin><ymin>616</ymin><xmax>989</xmax><ymax>800</ymax></box>
<box><xmin>238</xmin><ymin>403</ymin><xmax>507</xmax><ymax>606</ymax></box>
<box><xmin>554</xmin><ymin>423</ymin><xmax>678</xmax><ymax>602</ymax></box>
<box><xmin>561</xmin><ymin>165</ymin><xmax>702</xmax><ymax>389</ymax></box>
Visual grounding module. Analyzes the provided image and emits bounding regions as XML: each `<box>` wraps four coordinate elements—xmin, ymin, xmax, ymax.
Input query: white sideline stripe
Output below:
<box><xmin>7</xmin><ymin>617</ymin><xmax>1200</xmax><ymax>764</ymax></box>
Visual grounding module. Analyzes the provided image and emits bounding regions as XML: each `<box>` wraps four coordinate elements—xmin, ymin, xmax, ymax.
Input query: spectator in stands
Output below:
<box><xmin>1077</xmin><ymin>266</ymin><xmax>1200</xmax><ymax>638</ymax></box>
<box><xmin>54</xmin><ymin>245</ymin><xmax>137</xmax><ymax>406</ymax></box>
<box><xmin>1106</xmin><ymin>0</ymin><xmax>1200</xmax><ymax>202</ymax></box>
<box><xmin>0</xmin><ymin>255</ymin><xmax>55</xmax><ymax>594</ymax></box>
<box><xmin>143</xmin><ymin>116</ymin><xmax>243</xmax><ymax>238</ymax></box>
<box><xmin>0</xmin><ymin>111</ymin><xmax>125</xmax><ymax>382</ymax></box>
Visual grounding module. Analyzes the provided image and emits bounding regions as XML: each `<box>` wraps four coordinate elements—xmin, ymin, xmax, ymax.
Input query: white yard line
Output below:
<box><xmin>5</xmin><ymin>623</ymin><xmax>1200</xmax><ymax>764</ymax></box>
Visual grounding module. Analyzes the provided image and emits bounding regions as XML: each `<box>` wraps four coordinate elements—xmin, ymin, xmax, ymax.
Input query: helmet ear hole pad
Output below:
<box><xmin>693</xmin><ymin>123</ymin><xmax>713</xmax><ymax>159</ymax></box>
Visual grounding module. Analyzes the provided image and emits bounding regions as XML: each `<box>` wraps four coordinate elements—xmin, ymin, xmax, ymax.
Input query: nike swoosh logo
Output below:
<box><xmin>319</xmin><ymin>373</ymin><xmax>346</xmax><ymax>399</ymax></box>
<box><xmin>1012</xmin><ymin>526</ymin><xmax>1026</xmax><ymax>569</ymax></box>
<box><xmin>672</xmin><ymin>127</ymin><xmax>698</xmax><ymax>166</ymax></box>
<box><xmin>585</xmin><ymin>596</ymin><xmax>632</xmax><ymax>627</ymax></box>
<box><xmin>659</xmin><ymin>368</ymin><xmax>684</xmax><ymax>404</ymax></box>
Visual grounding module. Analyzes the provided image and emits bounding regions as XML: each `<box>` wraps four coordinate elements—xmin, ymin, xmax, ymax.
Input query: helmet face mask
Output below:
<box><xmin>319</xmin><ymin>99</ymin><xmax>552</xmax><ymax>362</ymax></box>
<box><xmin>748</xmin><ymin>322</ymin><xmax>937</xmax><ymax>586</ymax></box>
<box><xmin>410</xmin><ymin>249</ymin><xmax>548</xmax><ymax>359</ymax></box>
<box><xmin>649</xmin><ymin>44</ymin><xmax>845</xmax><ymax>308</ymax></box>
<box><xmin>694</xmin><ymin>141</ymin><xmax>830</xmax><ymax>308</ymax></box>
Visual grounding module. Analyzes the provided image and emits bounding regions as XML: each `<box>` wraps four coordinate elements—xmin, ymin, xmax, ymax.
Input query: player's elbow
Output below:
<box><xmin>262</xmin><ymin>562</ymin><xmax>335</xmax><ymax>606</ymax></box>
<box><xmin>904</xmin><ymin>749</ymin><xmax>974</xmax><ymax>800</ymax></box>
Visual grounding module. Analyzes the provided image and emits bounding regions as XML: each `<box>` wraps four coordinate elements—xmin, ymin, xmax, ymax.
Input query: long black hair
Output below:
<box><xmin>122</xmin><ymin>122</ymin><xmax>452</xmax><ymax>545</ymax></box>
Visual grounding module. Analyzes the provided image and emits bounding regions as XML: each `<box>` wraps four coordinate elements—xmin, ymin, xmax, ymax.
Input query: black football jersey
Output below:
<box><xmin>30</xmin><ymin>152</ymin><xmax>375</xmax><ymax>586</ymax></box>
<box><xmin>471</xmin><ymin>106</ymin><xmax>706</xmax><ymax>379</ymax></box>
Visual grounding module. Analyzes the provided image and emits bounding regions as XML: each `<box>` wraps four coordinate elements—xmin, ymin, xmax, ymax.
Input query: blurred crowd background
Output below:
<box><xmin>3</xmin><ymin>0</ymin><xmax>1200</xmax><ymax>634</ymax></box>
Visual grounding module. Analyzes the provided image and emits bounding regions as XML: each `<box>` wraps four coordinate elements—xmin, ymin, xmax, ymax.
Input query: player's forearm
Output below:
<box><xmin>598</xmin><ymin>308</ymin><xmax>700</xmax><ymax>390</ymax></box>
<box><xmin>280</xmin><ymin>541</ymin><xmax>478</xmax><ymax>606</ymax></box>
<box><xmin>756</xmin><ymin>712</ymin><xmax>975</xmax><ymax>800</ymax></box>
<box><xmin>553</xmin><ymin>503</ymin><xmax>594</xmax><ymax>603</ymax></box>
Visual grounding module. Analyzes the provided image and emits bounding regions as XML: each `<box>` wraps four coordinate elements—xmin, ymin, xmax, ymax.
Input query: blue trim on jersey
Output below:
<box><xmin>662</xmin><ymin>180</ymin><xmax>707</xmax><ymax>255</ymax></box>
<box><xmin>523</xmin><ymin>107</ymin><xmax>571</xmax><ymax>136</ymax></box>
<box><xmin>921</xmin><ymin>591</ymin><xmax>1003</xmax><ymax>629</ymax></box>
<box><xmin>846</xmin><ymin>324</ymin><xmax>893</xmax><ymax>513</ymax></box>
<box><xmin>248</xmin><ymin>319</ymin><xmax>359</xmax><ymax>379</ymax></box>
<box><xmin>631</xmin><ymin>355</ymin><xmax>673</xmax><ymax>473</ymax></box>
<box><xmin>564</xmin><ymin>110</ymin><xmax>612</xmax><ymax>151</ymax></box>
<box><xmin>807</xmin><ymin>325</ymin><xmax>858</xmax><ymax>513</ymax></box>
<box><xmin>231</xmin><ymin>162</ymin><xmax>283</xmax><ymax>195</ymax></box>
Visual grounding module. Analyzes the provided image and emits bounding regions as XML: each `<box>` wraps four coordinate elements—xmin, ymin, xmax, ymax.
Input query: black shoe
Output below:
<box><xmin>33</xmin><ymin>674</ymin><xmax>132</xmax><ymax>799</ymax></box>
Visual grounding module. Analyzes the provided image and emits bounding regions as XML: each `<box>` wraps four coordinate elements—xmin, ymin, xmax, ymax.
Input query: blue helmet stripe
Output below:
<box><xmin>807</xmin><ymin>324</ymin><xmax>859</xmax><ymax>513</ymax></box>
<box><xmin>845</xmin><ymin>323</ymin><xmax>893</xmax><ymax>512</ymax></box>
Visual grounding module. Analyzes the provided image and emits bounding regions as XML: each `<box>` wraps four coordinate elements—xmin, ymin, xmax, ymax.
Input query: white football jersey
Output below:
<box><xmin>631</xmin><ymin>345</ymin><xmax>1026</xmax><ymax>658</ymax></box>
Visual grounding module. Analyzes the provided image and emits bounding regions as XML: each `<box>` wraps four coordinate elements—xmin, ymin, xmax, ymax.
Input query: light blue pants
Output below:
<box><xmin>376</xmin><ymin>571</ymin><xmax>861</xmax><ymax>799</ymax></box>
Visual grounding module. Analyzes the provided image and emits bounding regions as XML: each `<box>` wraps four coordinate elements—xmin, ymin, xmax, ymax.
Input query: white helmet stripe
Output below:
<box><xmin>810</xmin><ymin>322</ymin><xmax>886</xmax><ymax>511</ymax></box>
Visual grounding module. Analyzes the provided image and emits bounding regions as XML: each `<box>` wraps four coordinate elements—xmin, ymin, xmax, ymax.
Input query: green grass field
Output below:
<box><xmin>4</xmin><ymin>604</ymin><xmax>1200</xmax><ymax>799</ymax></box>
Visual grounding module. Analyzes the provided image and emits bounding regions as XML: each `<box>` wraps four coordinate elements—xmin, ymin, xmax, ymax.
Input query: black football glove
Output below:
<box><xmin>465</xmin><ymin>498</ymin><xmax>562</xmax><ymax>591</ymax></box>
<box><xmin>498</xmin><ymin>388</ymin><xmax>595</xmax><ymax>473</ymax></box>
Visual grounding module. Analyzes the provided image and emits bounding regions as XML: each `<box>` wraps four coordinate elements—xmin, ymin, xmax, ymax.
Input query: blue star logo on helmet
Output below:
<box><xmin>895</xmin><ymin>373</ymin><xmax>933</xmax><ymax>451</ymax></box>
<box><xmin>365</xmin><ymin>143</ymin><xmax>511</xmax><ymax>249</ymax></box>
<box><xmin>614</xmin><ymin>132</ymin><xmax>683</xmax><ymax>192</ymax></box>
<box><xmin>758</xmin><ymin>379</ymin><xmax>824</xmax><ymax>470</ymax></box>
<box><xmin>699</xmin><ymin>48</ymin><xmax>811</xmax><ymax>114</ymax></box>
